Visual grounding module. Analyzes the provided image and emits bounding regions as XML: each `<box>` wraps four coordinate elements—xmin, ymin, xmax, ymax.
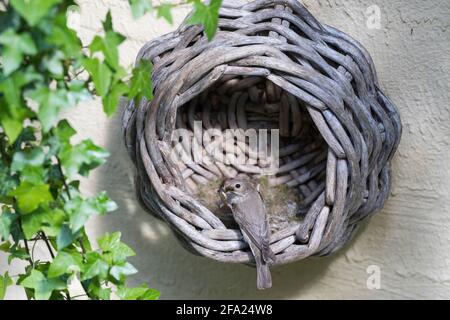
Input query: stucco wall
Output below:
<box><xmin>2</xmin><ymin>0</ymin><xmax>450</xmax><ymax>299</ymax></box>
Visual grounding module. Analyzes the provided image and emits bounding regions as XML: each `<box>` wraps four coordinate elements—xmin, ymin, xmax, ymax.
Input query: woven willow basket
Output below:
<box><xmin>122</xmin><ymin>0</ymin><xmax>402</xmax><ymax>266</ymax></box>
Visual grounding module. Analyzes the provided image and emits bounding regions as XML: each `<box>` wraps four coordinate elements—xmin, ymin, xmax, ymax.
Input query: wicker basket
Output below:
<box><xmin>122</xmin><ymin>0</ymin><xmax>402</xmax><ymax>266</ymax></box>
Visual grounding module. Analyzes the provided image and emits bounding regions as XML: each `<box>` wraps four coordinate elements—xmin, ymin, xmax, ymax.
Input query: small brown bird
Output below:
<box><xmin>219</xmin><ymin>178</ymin><xmax>275</xmax><ymax>289</ymax></box>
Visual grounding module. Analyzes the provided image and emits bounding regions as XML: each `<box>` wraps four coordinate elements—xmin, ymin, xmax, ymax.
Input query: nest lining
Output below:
<box><xmin>174</xmin><ymin>75</ymin><xmax>328</xmax><ymax>234</ymax></box>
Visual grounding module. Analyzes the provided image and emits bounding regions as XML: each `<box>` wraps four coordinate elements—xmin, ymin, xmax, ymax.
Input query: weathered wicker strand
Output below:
<box><xmin>122</xmin><ymin>0</ymin><xmax>402</xmax><ymax>266</ymax></box>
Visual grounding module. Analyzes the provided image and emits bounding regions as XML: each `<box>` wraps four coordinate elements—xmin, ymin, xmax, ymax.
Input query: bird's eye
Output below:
<box><xmin>235</xmin><ymin>184</ymin><xmax>241</xmax><ymax>189</ymax></box>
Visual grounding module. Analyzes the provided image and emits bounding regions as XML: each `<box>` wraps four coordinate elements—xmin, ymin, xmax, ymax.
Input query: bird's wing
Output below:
<box><xmin>232</xmin><ymin>191</ymin><xmax>270</xmax><ymax>253</ymax></box>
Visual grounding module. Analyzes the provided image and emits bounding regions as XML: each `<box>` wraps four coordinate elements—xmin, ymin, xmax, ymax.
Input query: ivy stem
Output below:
<box><xmin>55</xmin><ymin>156</ymin><xmax>96</xmax><ymax>300</ymax></box>
<box><xmin>55</xmin><ymin>156</ymin><xmax>72</xmax><ymax>200</ymax></box>
<box><xmin>40</xmin><ymin>232</ymin><xmax>55</xmax><ymax>259</ymax></box>
<box><xmin>18</xmin><ymin>218</ymin><xmax>33</xmax><ymax>266</ymax></box>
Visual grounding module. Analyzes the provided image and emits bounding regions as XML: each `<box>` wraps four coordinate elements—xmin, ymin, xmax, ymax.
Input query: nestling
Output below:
<box><xmin>219</xmin><ymin>178</ymin><xmax>275</xmax><ymax>290</ymax></box>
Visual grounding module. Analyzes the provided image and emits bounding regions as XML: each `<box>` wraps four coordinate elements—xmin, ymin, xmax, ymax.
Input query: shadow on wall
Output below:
<box><xmin>90</xmin><ymin>100</ymin><xmax>373</xmax><ymax>300</ymax></box>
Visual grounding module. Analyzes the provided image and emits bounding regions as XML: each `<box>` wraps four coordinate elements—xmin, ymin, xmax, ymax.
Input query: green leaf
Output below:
<box><xmin>11</xmin><ymin>148</ymin><xmax>45</xmax><ymax>172</ymax></box>
<box><xmin>21</xmin><ymin>270</ymin><xmax>66</xmax><ymax>300</ymax></box>
<box><xmin>0</xmin><ymin>68</ymin><xmax>42</xmax><ymax>116</ymax></box>
<box><xmin>188</xmin><ymin>0</ymin><xmax>222</xmax><ymax>40</ymax></box>
<box><xmin>65</xmin><ymin>196</ymin><xmax>95</xmax><ymax>232</ymax></box>
<box><xmin>11</xmin><ymin>147</ymin><xmax>46</xmax><ymax>183</ymax></box>
<box><xmin>88</xmin><ymin>281</ymin><xmax>111</xmax><ymax>300</ymax></box>
<box><xmin>102</xmin><ymin>11</ymin><xmax>113</xmax><ymax>32</ymax></box>
<box><xmin>129</xmin><ymin>59</ymin><xmax>153</xmax><ymax>104</ymax></box>
<box><xmin>48</xmin><ymin>251</ymin><xmax>83</xmax><ymax>278</ymax></box>
<box><xmin>0</xmin><ymin>164</ymin><xmax>18</xmax><ymax>199</ymax></box>
<box><xmin>21</xmin><ymin>207</ymin><xmax>66</xmax><ymax>238</ymax></box>
<box><xmin>90</xmin><ymin>31</ymin><xmax>125</xmax><ymax>71</ymax></box>
<box><xmin>156</xmin><ymin>3</ymin><xmax>173</xmax><ymax>24</ymax></box>
<box><xmin>117</xmin><ymin>284</ymin><xmax>160</xmax><ymax>300</ymax></box>
<box><xmin>83</xmin><ymin>58</ymin><xmax>112</xmax><ymax>97</ymax></box>
<box><xmin>81</xmin><ymin>252</ymin><xmax>109</xmax><ymax>280</ymax></box>
<box><xmin>0</xmin><ymin>272</ymin><xmax>13</xmax><ymax>300</ymax></box>
<box><xmin>11</xmin><ymin>0</ymin><xmax>62</xmax><ymax>26</ymax></box>
<box><xmin>93</xmin><ymin>191</ymin><xmax>118</xmax><ymax>214</ymax></box>
<box><xmin>98</xmin><ymin>231</ymin><xmax>134</xmax><ymax>263</ymax></box>
<box><xmin>129</xmin><ymin>0</ymin><xmax>152</xmax><ymax>19</ymax></box>
<box><xmin>8</xmin><ymin>181</ymin><xmax>53</xmax><ymax>214</ymax></box>
<box><xmin>0</xmin><ymin>29</ymin><xmax>37</xmax><ymax>75</ymax></box>
<box><xmin>55</xmin><ymin>119</ymin><xmax>76</xmax><ymax>143</ymax></box>
<box><xmin>46</xmin><ymin>13</ymin><xmax>82</xmax><ymax>57</ymax></box>
<box><xmin>0</xmin><ymin>241</ymin><xmax>12</xmax><ymax>253</ymax></box>
<box><xmin>42</xmin><ymin>51</ymin><xmax>64</xmax><ymax>76</ymax></box>
<box><xmin>65</xmin><ymin>193</ymin><xmax>117</xmax><ymax>233</ymax></box>
<box><xmin>102</xmin><ymin>82</ymin><xmax>128</xmax><ymax>116</ymax></box>
<box><xmin>110</xmin><ymin>262</ymin><xmax>137</xmax><ymax>281</ymax></box>
<box><xmin>28</xmin><ymin>87</ymin><xmax>68</xmax><ymax>132</ymax></box>
<box><xmin>0</xmin><ymin>104</ymin><xmax>29</xmax><ymax>143</ymax></box>
<box><xmin>58</xmin><ymin>139</ymin><xmax>109</xmax><ymax>179</ymax></box>
<box><xmin>56</xmin><ymin>224</ymin><xmax>79</xmax><ymax>250</ymax></box>
<box><xmin>8</xmin><ymin>245</ymin><xmax>30</xmax><ymax>264</ymax></box>
<box><xmin>0</xmin><ymin>211</ymin><xmax>17</xmax><ymax>241</ymax></box>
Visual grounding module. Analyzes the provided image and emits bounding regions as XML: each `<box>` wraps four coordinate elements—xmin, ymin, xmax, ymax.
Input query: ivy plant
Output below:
<box><xmin>0</xmin><ymin>0</ymin><xmax>221</xmax><ymax>300</ymax></box>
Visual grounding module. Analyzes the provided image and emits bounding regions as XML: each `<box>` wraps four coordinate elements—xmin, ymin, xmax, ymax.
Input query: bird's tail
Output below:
<box><xmin>256</xmin><ymin>259</ymin><xmax>272</xmax><ymax>290</ymax></box>
<box><xmin>262</xmin><ymin>242</ymin><xmax>276</xmax><ymax>264</ymax></box>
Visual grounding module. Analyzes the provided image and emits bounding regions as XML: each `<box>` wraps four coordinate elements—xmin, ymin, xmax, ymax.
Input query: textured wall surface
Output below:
<box><xmin>2</xmin><ymin>0</ymin><xmax>450</xmax><ymax>299</ymax></box>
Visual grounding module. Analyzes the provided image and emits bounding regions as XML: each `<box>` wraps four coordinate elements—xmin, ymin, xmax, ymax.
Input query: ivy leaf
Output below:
<box><xmin>83</xmin><ymin>58</ymin><xmax>112</xmax><ymax>97</ymax></box>
<box><xmin>66</xmin><ymin>80</ymin><xmax>91</xmax><ymax>107</ymax></box>
<box><xmin>102</xmin><ymin>11</ymin><xmax>113</xmax><ymax>32</ymax></box>
<box><xmin>92</xmin><ymin>192</ymin><xmax>118</xmax><ymax>214</ymax></box>
<box><xmin>55</xmin><ymin>120</ymin><xmax>76</xmax><ymax>143</ymax></box>
<box><xmin>0</xmin><ymin>100</ymin><xmax>31</xmax><ymax>143</ymax></box>
<box><xmin>0</xmin><ymin>164</ymin><xmax>18</xmax><ymax>200</ymax></box>
<box><xmin>56</xmin><ymin>224</ymin><xmax>79</xmax><ymax>250</ymax></box>
<box><xmin>188</xmin><ymin>0</ymin><xmax>222</xmax><ymax>40</ymax></box>
<box><xmin>0</xmin><ymin>68</ymin><xmax>42</xmax><ymax>116</ymax></box>
<box><xmin>65</xmin><ymin>196</ymin><xmax>96</xmax><ymax>233</ymax></box>
<box><xmin>21</xmin><ymin>270</ymin><xmax>66</xmax><ymax>300</ymax></box>
<box><xmin>66</xmin><ymin>193</ymin><xmax>117</xmax><ymax>233</ymax></box>
<box><xmin>0</xmin><ymin>28</ymin><xmax>38</xmax><ymax>75</ymax></box>
<box><xmin>28</xmin><ymin>87</ymin><xmax>69</xmax><ymax>132</ymax></box>
<box><xmin>11</xmin><ymin>148</ymin><xmax>46</xmax><ymax>172</ymax></box>
<box><xmin>11</xmin><ymin>148</ymin><xmax>46</xmax><ymax>183</ymax></box>
<box><xmin>102</xmin><ymin>82</ymin><xmax>128</xmax><ymax>117</ymax></box>
<box><xmin>10</xmin><ymin>0</ymin><xmax>62</xmax><ymax>26</ymax></box>
<box><xmin>47</xmin><ymin>13</ymin><xmax>82</xmax><ymax>57</ymax></box>
<box><xmin>110</xmin><ymin>262</ymin><xmax>137</xmax><ymax>281</ymax></box>
<box><xmin>81</xmin><ymin>252</ymin><xmax>109</xmax><ymax>281</ymax></box>
<box><xmin>8</xmin><ymin>181</ymin><xmax>53</xmax><ymax>214</ymax></box>
<box><xmin>129</xmin><ymin>0</ymin><xmax>152</xmax><ymax>19</ymax></box>
<box><xmin>58</xmin><ymin>139</ymin><xmax>109</xmax><ymax>179</ymax></box>
<box><xmin>48</xmin><ymin>251</ymin><xmax>83</xmax><ymax>278</ymax></box>
<box><xmin>98</xmin><ymin>231</ymin><xmax>134</xmax><ymax>263</ymax></box>
<box><xmin>0</xmin><ymin>272</ymin><xmax>13</xmax><ymax>300</ymax></box>
<box><xmin>0</xmin><ymin>241</ymin><xmax>11</xmax><ymax>253</ymax></box>
<box><xmin>88</xmin><ymin>282</ymin><xmax>111</xmax><ymax>300</ymax></box>
<box><xmin>42</xmin><ymin>51</ymin><xmax>65</xmax><ymax>76</ymax></box>
<box><xmin>0</xmin><ymin>211</ymin><xmax>17</xmax><ymax>241</ymax></box>
<box><xmin>129</xmin><ymin>60</ymin><xmax>153</xmax><ymax>104</ymax></box>
<box><xmin>157</xmin><ymin>3</ymin><xmax>173</xmax><ymax>24</ymax></box>
<box><xmin>22</xmin><ymin>208</ymin><xmax>66</xmax><ymax>239</ymax></box>
<box><xmin>117</xmin><ymin>284</ymin><xmax>160</xmax><ymax>300</ymax></box>
<box><xmin>90</xmin><ymin>31</ymin><xmax>125</xmax><ymax>71</ymax></box>
<box><xmin>8</xmin><ymin>245</ymin><xmax>30</xmax><ymax>264</ymax></box>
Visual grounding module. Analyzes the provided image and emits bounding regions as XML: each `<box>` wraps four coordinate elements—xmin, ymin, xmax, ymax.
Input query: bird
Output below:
<box><xmin>219</xmin><ymin>178</ymin><xmax>275</xmax><ymax>289</ymax></box>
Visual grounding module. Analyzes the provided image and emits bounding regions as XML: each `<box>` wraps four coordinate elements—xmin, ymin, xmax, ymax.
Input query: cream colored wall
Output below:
<box><xmin>2</xmin><ymin>0</ymin><xmax>450</xmax><ymax>299</ymax></box>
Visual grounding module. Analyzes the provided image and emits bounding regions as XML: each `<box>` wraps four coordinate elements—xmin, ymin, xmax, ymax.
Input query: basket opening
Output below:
<box><xmin>170</xmin><ymin>75</ymin><xmax>328</xmax><ymax>233</ymax></box>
